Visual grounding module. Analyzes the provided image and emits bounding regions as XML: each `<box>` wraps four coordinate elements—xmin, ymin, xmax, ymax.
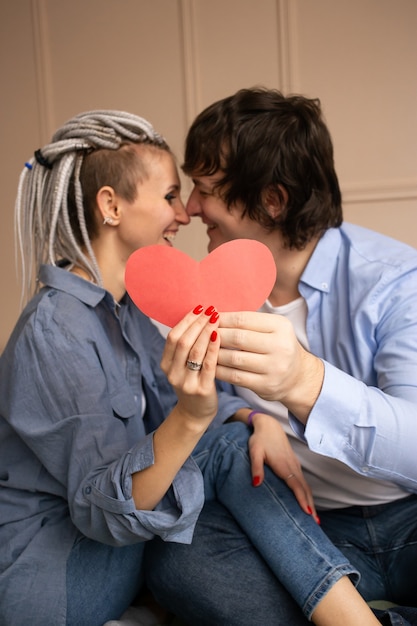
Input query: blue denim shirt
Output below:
<box><xmin>289</xmin><ymin>223</ymin><xmax>417</xmax><ymax>491</ymax></box>
<box><xmin>0</xmin><ymin>265</ymin><xmax>246</xmax><ymax>621</ymax></box>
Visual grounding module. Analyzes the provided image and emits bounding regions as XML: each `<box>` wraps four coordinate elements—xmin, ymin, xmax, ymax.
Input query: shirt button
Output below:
<box><xmin>361</xmin><ymin>466</ymin><xmax>369</xmax><ymax>473</ymax></box>
<box><xmin>321</xmin><ymin>282</ymin><xmax>328</xmax><ymax>290</ymax></box>
<box><xmin>85</xmin><ymin>486</ymin><xmax>92</xmax><ymax>494</ymax></box>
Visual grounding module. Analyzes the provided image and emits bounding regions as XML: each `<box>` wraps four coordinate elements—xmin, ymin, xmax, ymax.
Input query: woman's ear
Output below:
<box><xmin>262</xmin><ymin>185</ymin><xmax>288</xmax><ymax>219</ymax></box>
<box><xmin>96</xmin><ymin>186</ymin><xmax>120</xmax><ymax>226</ymax></box>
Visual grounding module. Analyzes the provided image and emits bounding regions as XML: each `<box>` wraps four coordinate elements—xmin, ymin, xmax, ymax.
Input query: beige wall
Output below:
<box><xmin>1</xmin><ymin>0</ymin><xmax>416</xmax><ymax>350</ymax></box>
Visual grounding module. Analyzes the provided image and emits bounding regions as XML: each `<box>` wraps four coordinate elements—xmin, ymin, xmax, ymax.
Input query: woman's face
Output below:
<box><xmin>116</xmin><ymin>147</ymin><xmax>189</xmax><ymax>257</ymax></box>
<box><xmin>185</xmin><ymin>172</ymin><xmax>268</xmax><ymax>252</ymax></box>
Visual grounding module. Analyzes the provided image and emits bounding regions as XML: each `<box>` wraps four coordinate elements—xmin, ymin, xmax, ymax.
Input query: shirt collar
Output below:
<box><xmin>300</xmin><ymin>227</ymin><xmax>342</xmax><ymax>293</ymax></box>
<box><xmin>38</xmin><ymin>264</ymin><xmax>109</xmax><ymax>307</ymax></box>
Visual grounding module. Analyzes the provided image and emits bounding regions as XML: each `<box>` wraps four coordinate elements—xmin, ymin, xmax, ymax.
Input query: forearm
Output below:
<box><xmin>227</xmin><ymin>407</ymin><xmax>252</xmax><ymax>425</ymax></box>
<box><xmin>282</xmin><ymin>349</ymin><xmax>324</xmax><ymax>424</ymax></box>
<box><xmin>132</xmin><ymin>406</ymin><xmax>212</xmax><ymax>510</ymax></box>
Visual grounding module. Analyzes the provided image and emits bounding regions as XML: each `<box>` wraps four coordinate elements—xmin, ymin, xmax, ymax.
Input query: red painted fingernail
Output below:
<box><xmin>205</xmin><ymin>305</ymin><xmax>215</xmax><ymax>316</ymax></box>
<box><xmin>210</xmin><ymin>330</ymin><xmax>217</xmax><ymax>342</ymax></box>
<box><xmin>209</xmin><ymin>312</ymin><xmax>219</xmax><ymax>324</ymax></box>
<box><xmin>315</xmin><ymin>515</ymin><xmax>321</xmax><ymax>525</ymax></box>
<box><xmin>193</xmin><ymin>305</ymin><xmax>204</xmax><ymax>314</ymax></box>
<box><xmin>252</xmin><ymin>476</ymin><xmax>261</xmax><ymax>487</ymax></box>
<box><xmin>307</xmin><ymin>506</ymin><xmax>313</xmax><ymax>515</ymax></box>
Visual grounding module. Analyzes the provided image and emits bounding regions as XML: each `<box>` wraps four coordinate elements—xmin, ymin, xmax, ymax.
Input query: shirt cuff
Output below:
<box><xmin>289</xmin><ymin>361</ymin><xmax>366</xmax><ymax>466</ymax></box>
<box><xmin>125</xmin><ymin>433</ymin><xmax>205</xmax><ymax>543</ymax></box>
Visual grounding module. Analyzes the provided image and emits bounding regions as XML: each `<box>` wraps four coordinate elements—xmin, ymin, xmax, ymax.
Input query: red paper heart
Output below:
<box><xmin>125</xmin><ymin>239</ymin><xmax>276</xmax><ymax>327</ymax></box>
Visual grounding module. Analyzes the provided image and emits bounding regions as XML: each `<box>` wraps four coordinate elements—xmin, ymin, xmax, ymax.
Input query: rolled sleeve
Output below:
<box><xmin>78</xmin><ymin>432</ymin><xmax>205</xmax><ymax>546</ymax></box>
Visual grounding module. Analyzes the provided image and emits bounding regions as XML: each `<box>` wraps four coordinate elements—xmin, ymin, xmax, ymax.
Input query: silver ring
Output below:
<box><xmin>186</xmin><ymin>359</ymin><xmax>203</xmax><ymax>371</ymax></box>
<box><xmin>286</xmin><ymin>473</ymin><xmax>296</xmax><ymax>480</ymax></box>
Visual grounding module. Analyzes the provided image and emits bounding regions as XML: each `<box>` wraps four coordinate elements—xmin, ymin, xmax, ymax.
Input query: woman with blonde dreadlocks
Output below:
<box><xmin>0</xmin><ymin>110</ymin><xmax>234</xmax><ymax>625</ymax></box>
<box><xmin>0</xmin><ymin>110</ymin><xmax>380</xmax><ymax>626</ymax></box>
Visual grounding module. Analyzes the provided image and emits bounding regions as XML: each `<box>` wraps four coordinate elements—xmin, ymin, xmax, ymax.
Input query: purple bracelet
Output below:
<box><xmin>247</xmin><ymin>410</ymin><xmax>261</xmax><ymax>428</ymax></box>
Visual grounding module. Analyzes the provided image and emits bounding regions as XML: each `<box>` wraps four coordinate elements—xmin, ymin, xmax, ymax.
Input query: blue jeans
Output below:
<box><xmin>320</xmin><ymin>495</ymin><xmax>417</xmax><ymax>604</ymax></box>
<box><xmin>146</xmin><ymin>423</ymin><xmax>358</xmax><ymax>624</ymax></box>
<box><xmin>147</xmin><ymin>501</ymin><xmax>312</xmax><ymax>625</ymax></box>
<box><xmin>147</xmin><ymin>503</ymin><xmax>417</xmax><ymax>626</ymax></box>
<box><xmin>66</xmin><ymin>536</ymin><xmax>145</xmax><ymax>626</ymax></box>
<box><xmin>320</xmin><ymin>495</ymin><xmax>417</xmax><ymax>625</ymax></box>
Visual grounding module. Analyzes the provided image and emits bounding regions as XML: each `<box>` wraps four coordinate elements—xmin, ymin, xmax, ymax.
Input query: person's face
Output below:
<box><xmin>116</xmin><ymin>148</ymin><xmax>189</xmax><ymax>257</ymax></box>
<box><xmin>186</xmin><ymin>173</ymin><xmax>267</xmax><ymax>252</ymax></box>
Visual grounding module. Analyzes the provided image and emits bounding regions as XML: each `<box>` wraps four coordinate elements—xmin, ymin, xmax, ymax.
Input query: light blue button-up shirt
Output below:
<box><xmin>289</xmin><ymin>223</ymin><xmax>417</xmax><ymax>491</ymax></box>
<box><xmin>0</xmin><ymin>265</ymin><xmax>245</xmax><ymax>622</ymax></box>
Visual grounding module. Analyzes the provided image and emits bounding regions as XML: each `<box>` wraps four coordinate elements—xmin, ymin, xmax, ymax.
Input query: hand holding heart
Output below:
<box><xmin>125</xmin><ymin>239</ymin><xmax>276</xmax><ymax>327</ymax></box>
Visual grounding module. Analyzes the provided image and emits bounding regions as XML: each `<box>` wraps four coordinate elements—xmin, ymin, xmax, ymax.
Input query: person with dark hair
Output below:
<box><xmin>146</xmin><ymin>88</ymin><xmax>417</xmax><ymax>626</ymax></box>
<box><xmin>0</xmin><ymin>109</ymin><xmax>380</xmax><ymax>626</ymax></box>
<box><xmin>182</xmin><ymin>88</ymin><xmax>342</xmax><ymax>251</ymax></box>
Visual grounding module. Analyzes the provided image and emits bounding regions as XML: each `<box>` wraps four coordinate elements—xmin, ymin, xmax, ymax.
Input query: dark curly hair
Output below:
<box><xmin>183</xmin><ymin>87</ymin><xmax>342</xmax><ymax>249</ymax></box>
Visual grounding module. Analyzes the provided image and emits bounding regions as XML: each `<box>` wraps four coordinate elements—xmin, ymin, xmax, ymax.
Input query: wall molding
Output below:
<box><xmin>341</xmin><ymin>179</ymin><xmax>417</xmax><ymax>204</ymax></box>
<box><xmin>179</xmin><ymin>0</ymin><xmax>201</xmax><ymax>127</ymax></box>
<box><xmin>276</xmin><ymin>0</ymin><xmax>300</xmax><ymax>93</ymax></box>
<box><xmin>31</xmin><ymin>0</ymin><xmax>55</xmax><ymax>143</ymax></box>
<box><xmin>276</xmin><ymin>0</ymin><xmax>298</xmax><ymax>93</ymax></box>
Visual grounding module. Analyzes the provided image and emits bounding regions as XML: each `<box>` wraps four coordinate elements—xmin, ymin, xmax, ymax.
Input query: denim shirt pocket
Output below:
<box><xmin>109</xmin><ymin>387</ymin><xmax>138</xmax><ymax>420</ymax></box>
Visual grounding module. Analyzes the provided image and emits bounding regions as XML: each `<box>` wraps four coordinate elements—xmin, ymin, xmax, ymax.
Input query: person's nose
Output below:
<box><xmin>174</xmin><ymin>198</ymin><xmax>191</xmax><ymax>225</ymax></box>
<box><xmin>185</xmin><ymin>187</ymin><xmax>202</xmax><ymax>217</ymax></box>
